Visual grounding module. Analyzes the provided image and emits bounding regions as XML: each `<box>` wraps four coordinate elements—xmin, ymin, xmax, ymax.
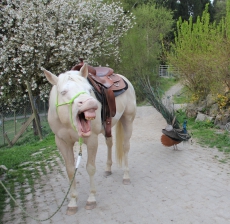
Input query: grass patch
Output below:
<box><xmin>0</xmin><ymin>130</ymin><xmax>60</xmax><ymax>222</ymax></box>
<box><xmin>173</xmin><ymin>93</ymin><xmax>190</xmax><ymax>104</ymax></box>
<box><xmin>0</xmin><ymin>133</ymin><xmax>56</xmax><ymax>170</ymax></box>
<box><xmin>176</xmin><ymin>110</ymin><xmax>230</xmax><ymax>153</ymax></box>
<box><xmin>173</xmin><ymin>86</ymin><xmax>191</xmax><ymax>104</ymax></box>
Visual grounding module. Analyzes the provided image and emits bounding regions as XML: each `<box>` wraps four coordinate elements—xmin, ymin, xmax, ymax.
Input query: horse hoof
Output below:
<box><xmin>66</xmin><ymin>206</ymin><xmax>78</xmax><ymax>215</ymax></box>
<box><xmin>104</xmin><ymin>171</ymin><xmax>112</xmax><ymax>177</ymax></box>
<box><xmin>123</xmin><ymin>178</ymin><xmax>131</xmax><ymax>185</ymax></box>
<box><xmin>85</xmin><ymin>201</ymin><xmax>97</xmax><ymax>210</ymax></box>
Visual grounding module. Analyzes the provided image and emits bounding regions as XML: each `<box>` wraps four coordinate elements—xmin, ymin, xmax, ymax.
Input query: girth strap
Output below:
<box><xmin>101</xmin><ymin>87</ymin><xmax>112</xmax><ymax>137</ymax></box>
<box><xmin>104</xmin><ymin>88</ymin><xmax>116</xmax><ymax>117</ymax></box>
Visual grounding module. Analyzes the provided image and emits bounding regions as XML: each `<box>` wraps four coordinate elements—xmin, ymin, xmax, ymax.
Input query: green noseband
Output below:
<box><xmin>56</xmin><ymin>91</ymin><xmax>87</xmax><ymax>108</ymax></box>
<box><xmin>56</xmin><ymin>91</ymin><xmax>88</xmax><ymax>133</ymax></box>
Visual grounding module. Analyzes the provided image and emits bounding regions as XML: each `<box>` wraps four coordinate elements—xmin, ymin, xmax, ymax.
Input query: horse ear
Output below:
<box><xmin>80</xmin><ymin>63</ymin><xmax>88</xmax><ymax>78</ymax></box>
<box><xmin>41</xmin><ymin>67</ymin><xmax>58</xmax><ymax>85</ymax></box>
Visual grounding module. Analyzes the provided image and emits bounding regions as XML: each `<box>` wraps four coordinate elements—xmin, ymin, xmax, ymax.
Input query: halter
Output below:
<box><xmin>56</xmin><ymin>91</ymin><xmax>87</xmax><ymax>132</ymax></box>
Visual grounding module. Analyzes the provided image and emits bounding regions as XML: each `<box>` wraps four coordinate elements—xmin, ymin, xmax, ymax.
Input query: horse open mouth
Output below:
<box><xmin>77</xmin><ymin>109</ymin><xmax>96</xmax><ymax>137</ymax></box>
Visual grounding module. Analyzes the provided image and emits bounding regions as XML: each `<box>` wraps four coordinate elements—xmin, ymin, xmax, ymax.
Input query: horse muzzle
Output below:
<box><xmin>74</xmin><ymin>97</ymin><xmax>98</xmax><ymax>137</ymax></box>
<box><xmin>78</xmin><ymin>98</ymin><xmax>98</xmax><ymax>116</ymax></box>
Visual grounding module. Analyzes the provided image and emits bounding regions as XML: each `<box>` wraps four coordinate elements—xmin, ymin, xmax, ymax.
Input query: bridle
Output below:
<box><xmin>55</xmin><ymin>91</ymin><xmax>87</xmax><ymax>132</ymax></box>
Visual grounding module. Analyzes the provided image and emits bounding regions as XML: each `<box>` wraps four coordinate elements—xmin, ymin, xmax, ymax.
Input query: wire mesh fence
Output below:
<box><xmin>0</xmin><ymin>98</ymin><xmax>49</xmax><ymax>147</ymax></box>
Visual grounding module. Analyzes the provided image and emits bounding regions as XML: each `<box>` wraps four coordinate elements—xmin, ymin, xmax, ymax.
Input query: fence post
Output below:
<box><xmin>14</xmin><ymin>110</ymin><xmax>16</xmax><ymax>135</ymax></box>
<box><xmin>44</xmin><ymin>101</ymin><xmax>46</xmax><ymax>121</ymax></box>
<box><xmin>26</xmin><ymin>81</ymin><xmax>43</xmax><ymax>140</ymax></box>
<box><xmin>1</xmin><ymin>113</ymin><xmax>5</xmax><ymax>145</ymax></box>
<box><xmin>24</xmin><ymin>108</ymin><xmax>26</xmax><ymax>122</ymax></box>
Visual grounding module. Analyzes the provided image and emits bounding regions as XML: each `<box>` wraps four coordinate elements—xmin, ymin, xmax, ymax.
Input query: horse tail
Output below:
<box><xmin>115</xmin><ymin>119</ymin><xmax>124</xmax><ymax>167</ymax></box>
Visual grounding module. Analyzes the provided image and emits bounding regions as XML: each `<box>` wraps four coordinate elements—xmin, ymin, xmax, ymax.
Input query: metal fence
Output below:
<box><xmin>159</xmin><ymin>65</ymin><xmax>179</xmax><ymax>77</ymax></box>
<box><xmin>0</xmin><ymin>99</ymin><xmax>49</xmax><ymax>147</ymax></box>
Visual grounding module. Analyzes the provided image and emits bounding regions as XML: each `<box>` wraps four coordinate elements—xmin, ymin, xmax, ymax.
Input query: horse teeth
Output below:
<box><xmin>86</xmin><ymin>117</ymin><xmax>95</xmax><ymax>120</ymax></box>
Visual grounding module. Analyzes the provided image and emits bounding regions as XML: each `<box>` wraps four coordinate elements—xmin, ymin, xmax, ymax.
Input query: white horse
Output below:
<box><xmin>43</xmin><ymin>64</ymin><xmax>136</xmax><ymax>215</ymax></box>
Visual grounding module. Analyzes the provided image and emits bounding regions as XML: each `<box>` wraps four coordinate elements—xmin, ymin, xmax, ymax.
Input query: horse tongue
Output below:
<box><xmin>84</xmin><ymin>109</ymin><xmax>96</xmax><ymax>118</ymax></box>
<box><xmin>81</xmin><ymin>120</ymin><xmax>90</xmax><ymax>133</ymax></box>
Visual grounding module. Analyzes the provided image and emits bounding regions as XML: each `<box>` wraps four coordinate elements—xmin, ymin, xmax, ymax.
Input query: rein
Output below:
<box><xmin>56</xmin><ymin>91</ymin><xmax>87</xmax><ymax>132</ymax></box>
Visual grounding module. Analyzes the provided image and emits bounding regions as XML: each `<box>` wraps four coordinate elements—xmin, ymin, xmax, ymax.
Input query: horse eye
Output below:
<box><xmin>61</xmin><ymin>91</ymin><xmax>67</xmax><ymax>95</ymax></box>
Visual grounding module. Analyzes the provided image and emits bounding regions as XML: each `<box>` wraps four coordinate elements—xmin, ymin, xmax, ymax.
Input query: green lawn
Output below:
<box><xmin>173</xmin><ymin>86</ymin><xmax>191</xmax><ymax>104</ymax></box>
<box><xmin>0</xmin><ymin>129</ymin><xmax>59</xmax><ymax>222</ymax></box>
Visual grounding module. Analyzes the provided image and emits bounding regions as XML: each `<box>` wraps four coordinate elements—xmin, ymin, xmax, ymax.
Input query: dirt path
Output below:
<box><xmin>2</xmin><ymin>84</ymin><xmax>230</xmax><ymax>224</ymax></box>
<box><xmin>165</xmin><ymin>82</ymin><xmax>183</xmax><ymax>96</ymax></box>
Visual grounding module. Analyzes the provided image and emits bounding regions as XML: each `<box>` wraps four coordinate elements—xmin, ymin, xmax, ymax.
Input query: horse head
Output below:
<box><xmin>42</xmin><ymin>64</ymin><xmax>98</xmax><ymax>137</ymax></box>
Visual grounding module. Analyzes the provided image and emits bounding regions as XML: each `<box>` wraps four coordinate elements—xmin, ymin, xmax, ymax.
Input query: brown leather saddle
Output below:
<box><xmin>71</xmin><ymin>59</ymin><xmax>128</xmax><ymax>137</ymax></box>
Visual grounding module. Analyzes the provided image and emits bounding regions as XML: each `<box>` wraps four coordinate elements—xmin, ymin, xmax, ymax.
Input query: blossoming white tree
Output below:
<box><xmin>0</xmin><ymin>0</ymin><xmax>134</xmax><ymax>110</ymax></box>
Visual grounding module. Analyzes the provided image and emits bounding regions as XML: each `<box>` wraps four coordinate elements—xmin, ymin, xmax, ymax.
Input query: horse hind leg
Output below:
<box><xmin>104</xmin><ymin>137</ymin><xmax>113</xmax><ymax>177</ymax></box>
<box><xmin>116</xmin><ymin>117</ymin><xmax>133</xmax><ymax>185</ymax></box>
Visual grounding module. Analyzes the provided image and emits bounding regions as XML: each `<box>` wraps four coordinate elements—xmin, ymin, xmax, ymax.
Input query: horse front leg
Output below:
<box><xmin>55</xmin><ymin>136</ymin><xmax>78</xmax><ymax>215</ymax></box>
<box><xmin>104</xmin><ymin>137</ymin><xmax>113</xmax><ymax>176</ymax></box>
<box><xmin>85</xmin><ymin>135</ymin><xmax>98</xmax><ymax>210</ymax></box>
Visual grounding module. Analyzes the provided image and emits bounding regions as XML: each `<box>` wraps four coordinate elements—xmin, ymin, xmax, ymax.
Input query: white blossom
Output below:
<box><xmin>0</xmin><ymin>0</ymin><xmax>134</xmax><ymax>111</ymax></box>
